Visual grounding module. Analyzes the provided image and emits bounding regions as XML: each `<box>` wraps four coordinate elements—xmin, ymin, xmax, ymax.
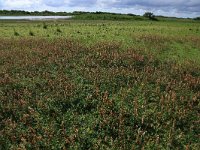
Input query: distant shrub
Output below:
<box><xmin>143</xmin><ymin>12</ymin><xmax>158</xmax><ymax>21</ymax></box>
<box><xmin>43</xmin><ymin>23</ymin><xmax>48</xmax><ymax>29</ymax></box>
<box><xmin>56</xmin><ymin>28</ymin><xmax>62</xmax><ymax>33</ymax></box>
<box><xmin>127</xmin><ymin>13</ymin><xmax>136</xmax><ymax>16</ymax></box>
<box><xmin>194</xmin><ymin>17</ymin><xmax>200</xmax><ymax>20</ymax></box>
<box><xmin>14</xmin><ymin>30</ymin><xmax>19</xmax><ymax>36</ymax></box>
<box><xmin>29</xmin><ymin>31</ymin><xmax>34</xmax><ymax>36</ymax></box>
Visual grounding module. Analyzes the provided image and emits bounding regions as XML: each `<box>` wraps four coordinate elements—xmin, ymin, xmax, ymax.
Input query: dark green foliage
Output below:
<box><xmin>127</xmin><ymin>13</ymin><xmax>137</xmax><ymax>16</ymax></box>
<box><xmin>194</xmin><ymin>17</ymin><xmax>200</xmax><ymax>20</ymax></box>
<box><xmin>143</xmin><ymin>12</ymin><xmax>158</xmax><ymax>21</ymax></box>
<box><xmin>56</xmin><ymin>28</ymin><xmax>62</xmax><ymax>33</ymax></box>
<box><xmin>13</xmin><ymin>30</ymin><xmax>19</xmax><ymax>36</ymax></box>
<box><xmin>43</xmin><ymin>23</ymin><xmax>48</xmax><ymax>29</ymax></box>
<box><xmin>0</xmin><ymin>10</ymin><xmax>71</xmax><ymax>16</ymax></box>
<box><xmin>73</xmin><ymin>13</ymin><xmax>145</xmax><ymax>21</ymax></box>
<box><xmin>29</xmin><ymin>31</ymin><xmax>34</xmax><ymax>36</ymax></box>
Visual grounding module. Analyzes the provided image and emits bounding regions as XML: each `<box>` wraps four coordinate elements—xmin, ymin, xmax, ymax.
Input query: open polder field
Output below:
<box><xmin>0</xmin><ymin>19</ymin><xmax>200</xmax><ymax>149</ymax></box>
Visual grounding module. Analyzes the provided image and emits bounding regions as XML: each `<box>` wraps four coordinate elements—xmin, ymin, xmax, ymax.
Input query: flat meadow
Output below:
<box><xmin>0</xmin><ymin>19</ymin><xmax>200</xmax><ymax>149</ymax></box>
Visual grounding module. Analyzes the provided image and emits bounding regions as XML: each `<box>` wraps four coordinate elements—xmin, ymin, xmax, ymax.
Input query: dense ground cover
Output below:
<box><xmin>0</xmin><ymin>20</ymin><xmax>200</xmax><ymax>149</ymax></box>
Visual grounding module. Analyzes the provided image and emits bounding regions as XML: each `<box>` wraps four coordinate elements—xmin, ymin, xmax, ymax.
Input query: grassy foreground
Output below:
<box><xmin>0</xmin><ymin>20</ymin><xmax>200</xmax><ymax>149</ymax></box>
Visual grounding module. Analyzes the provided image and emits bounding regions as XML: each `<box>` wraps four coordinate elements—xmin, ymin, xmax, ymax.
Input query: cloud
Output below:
<box><xmin>42</xmin><ymin>0</ymin><xmax>97</xmax><ymax>7</ymax></box>
<box><xmin>68</xmin><ymin>0</ymin><xmax>97</xmax><ymax>7</ymax></box>
<box><xmin>100</xmin><ymin>0</ymin><xmax>200</xmax><ymax>13</ymax></box>
<box><xmin>100</xmin><ymin>0</ymin><xmax>200</xmax><ymax>7</ymax></box>
<box><xmin>4</xmin><ymin>0</ymin><xmax>40</xmax><ymax>9</ymax></box>
<box><xmin>43</xmin><ymin>0</ymin><xmax>66</xmax><ymax>7</ymax></box>
<box><xmin>0</xmin><ymin>0</ymin><xmax>200</xmax><ymax>17</ymax></box>
<box><xmin>96</xmin><ymin>0</ymin><xmax>200</xmax><ymax>17</ymax></box>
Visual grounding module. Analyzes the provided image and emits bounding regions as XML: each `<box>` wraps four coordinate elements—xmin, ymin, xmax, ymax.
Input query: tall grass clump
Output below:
<box><xmin>43</xmin><ymin>22</ymin><xmax>48</xmax><ymax>29</ymax></box>
<box><xmin>13</xmin><ymin>29</ymin><xmax>19</xmax><ymax>36</ymax></box>
<box><xmin>56</xmin><ymin>28</ymin><xmax>62</xmax><ymax>33</ymax></box>
<box><xmin>29</xmin><ymin>31</ymin><xmax>34</xmax><ymax>36</ymax></box>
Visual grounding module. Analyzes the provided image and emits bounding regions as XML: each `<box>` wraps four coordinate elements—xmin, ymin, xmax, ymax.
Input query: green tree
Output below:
<box><xmin>143</xmin><ymin>12</ymin><xmax>158</xmax><ymax>21</ymax></box>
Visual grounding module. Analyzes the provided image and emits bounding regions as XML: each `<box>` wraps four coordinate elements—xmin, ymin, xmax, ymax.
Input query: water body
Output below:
<box><xmin>0</xmin><ymin>16</ymin><xmax>72</xmax><ymax>20</ymax></box>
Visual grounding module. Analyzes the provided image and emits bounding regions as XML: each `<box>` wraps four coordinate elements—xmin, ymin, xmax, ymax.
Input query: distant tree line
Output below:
<box><xmin>0</xmin><ymin>10</ymin><xmax>139</xmax><ymax>17</ymax></box>
<box><xmin>194</xmin><ymin>17</ymin><xmax>200</xmax><ymax>20</ymax></box>
<box><xmin>0</xmin><ymin>10</ymin><xmax>71</xmax><ymax>16</ymax></box>
<box><xmin>68</xmin><ymin>11</ymin><xmax>137</xmax><ymax>16</ymax></box>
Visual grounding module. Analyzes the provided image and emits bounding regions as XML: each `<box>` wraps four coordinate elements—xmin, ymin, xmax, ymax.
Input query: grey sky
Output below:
<box><xmin>0</xmin><ymin>0</ymin><xmax>200</xmax><ymax>17</ymax></box>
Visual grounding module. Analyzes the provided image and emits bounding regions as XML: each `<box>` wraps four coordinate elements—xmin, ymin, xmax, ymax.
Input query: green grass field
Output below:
<box><xmin>0</xmin><ymin>19</ymin><xmax>200</xmax><ymax>149</ymax></box>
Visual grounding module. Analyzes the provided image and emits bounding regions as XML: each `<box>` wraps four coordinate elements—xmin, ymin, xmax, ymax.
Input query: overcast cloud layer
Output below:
<box><xmin>0</xmin><ymin>0</ymin><xmax>200</xmax><ymax>18</ymax></box>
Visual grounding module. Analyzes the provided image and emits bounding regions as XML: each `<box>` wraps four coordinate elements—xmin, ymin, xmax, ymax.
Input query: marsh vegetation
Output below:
<box><xmin>0</xmin><ymin>19</ymin><xmax>200</xmax><ymax>149</ymax></box>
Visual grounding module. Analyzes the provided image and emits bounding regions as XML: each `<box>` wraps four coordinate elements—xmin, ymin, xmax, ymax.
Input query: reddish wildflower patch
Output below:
<box><xmin>0</xmin><ymin>39</ymin><xmax>199</xmax><ymax>149</ymax></box>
